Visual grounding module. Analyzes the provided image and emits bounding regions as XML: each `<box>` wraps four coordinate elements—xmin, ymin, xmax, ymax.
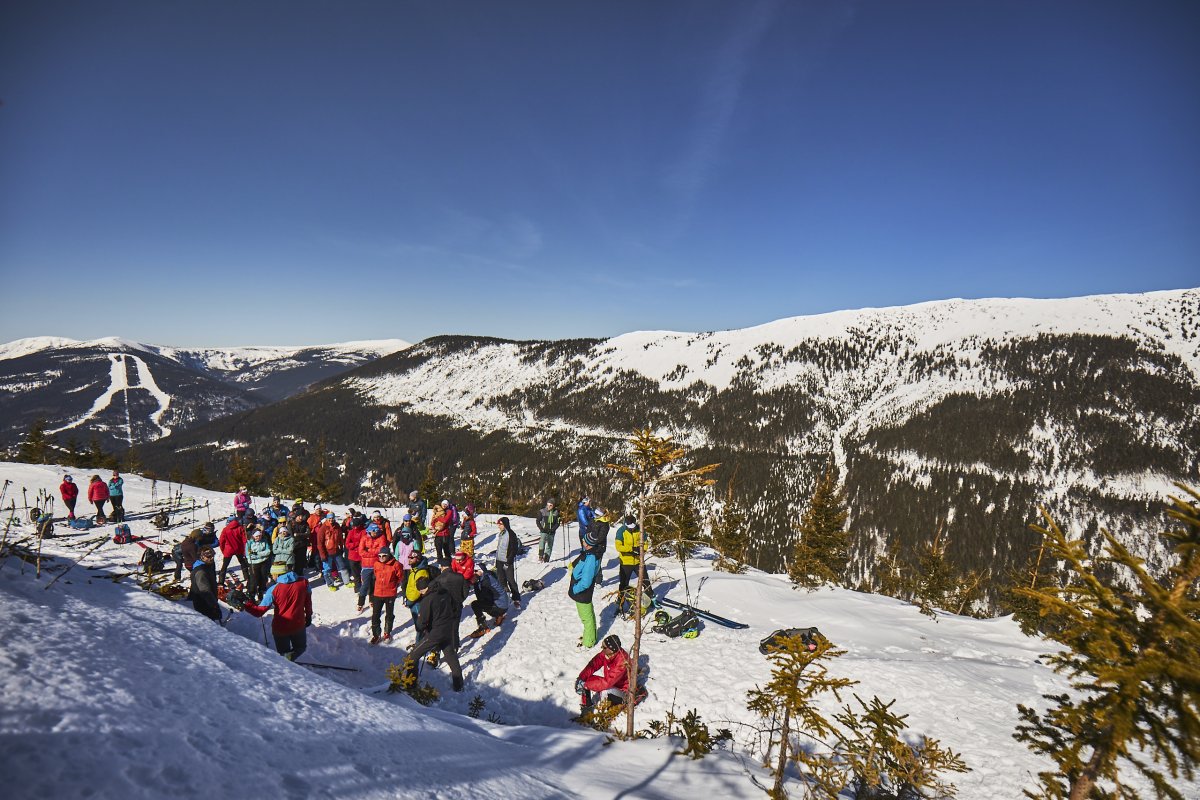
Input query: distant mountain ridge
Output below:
<box><xmin>0</xmin><ymin>337</ymin><xmax>410</xmax><ymax>450</ymax></box>
<box><xmin>133</xmin><ymin>288</ymin><xmax>1200</xmax><ymax>602</ymax></box>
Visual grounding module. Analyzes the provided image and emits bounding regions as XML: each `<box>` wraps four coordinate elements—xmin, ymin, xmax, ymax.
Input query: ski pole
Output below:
<box><xmin>0</xmin><ymin>479</ymin><xmax>10</xmax><ymax>509</ymax></box>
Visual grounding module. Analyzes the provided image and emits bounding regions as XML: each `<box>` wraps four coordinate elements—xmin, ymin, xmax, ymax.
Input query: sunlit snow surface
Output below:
<box><xmin>1</xmin><ymin>462</ymin><xmax>1191</xmax><ymax>799</ymax></box>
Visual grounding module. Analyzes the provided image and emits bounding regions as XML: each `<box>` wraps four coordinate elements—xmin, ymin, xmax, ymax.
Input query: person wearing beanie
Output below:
<box><xmin>218</xmin><ymin>514</ymin><xmax>248</xmax><ymax>585</ymax></box>
<box><xmin>614</xmin><ymin>514</ymin><xmax>646</xmax><ymax>618</ymax></box>
<box><xmin>430</xmin><ymin>503</ymin><xmax>454</xmax><ymax>567</ymax></box>
<box><xmin>568</xmin><ymin>536</ymin><xmax>602</xmax><ymax>648</ymax></box>
<box><xmin>174</xmin><ymin>529</ymin><xmax>202</xmax><ymax>582</ymax></box>
<box><xmin>316</xmin><ymin>513</ymin><xmax>349</xmax><ymax>591</ymax></box>
<box><xmin>458</xmin><ymin>506</ymin><xmax>477</xmax><ymax>557</ymax></box>
<box><xmin>468</xmin><ymin>563</ymin><xmax>509</xmax><ymax>637</ymax></box>
<box><xmin>403</xmin><ymin>551</ymin><xmax>434</xmax><ymax>638</ymax></box>
<box><xmin>369</xmin><ymin>548</ymin><xmax>403</xmax><ymax>644</ymax></box>
<box><xmin>397</xmin><ymin>514</ymin><xmax>423</xmax><ymax>554</ymax></box>
<box><xmin>589</xmin><ymin>509</ymin><xmax>611</xmax><ymax>585</ymax></box>
<box><xmin>493</xmin><ymin>517</ymin><xmax>521</xmax><ymax>608</ymax></box>
<box><xmin>575</xmin><ymin>634</ymin><xmax>635</xmax><ymax>710</ymax></box>
<box><xmin>406</xmin><ymin>491</ymin><xmax>428</xmax><ymax>532</ymax></box>
<box><xmin>344</xmin><ymin>515</ymin><xmax>366</xmax><ymax>594</ymax></box>
<box><xmin>272</xmin><ymin>525</ymin><xmax>296</xmax><ymax>573</ymax></box>
<box><xmin>234</xmin><ymin>486</ymin><xmax>251</xmax><ymax>517</ymax></box>
<box><xmin>189</xmin><ymin>548</ymin><xmax>222</xmax><ymax>623</ymax></box>
<box><xmin>59</xmin><ymin>475</ymin><xmax>79</xmax><ymax>520</ymax></box>
<box><xmin>244</xmin><ymin>527</ymin><xmax>273</xmax><ymax>602</ymax></box>
<box><xmin>106</xmin><ymin>471</ymin><xmax>125</xmax><ymax>523</ymax></box>
<box><xmin>244</xmin><ymin>562</ymin><xmax>313</xmax><ymax>661</ymax></box>
<box><xmin>450</xmin><ymin>550</ymin><xmax>475</xmax><ymax>582</ymax></box>
<box><xmin>401</xmin><ymin>562</ymin><xmax>472</xmax><ymax>693</ymax></box>
<box><xmin>356</xmin><ymin>523</ymin><xmax>388</xmax><ymax>613</ymax></box>
<box><xmin>536</xmin><ymin>500</ymin><xmax>560</xmax><ymax>563</ymax></box>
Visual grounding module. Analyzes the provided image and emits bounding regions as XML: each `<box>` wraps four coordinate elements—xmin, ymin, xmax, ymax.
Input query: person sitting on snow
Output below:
<box><xmin>575</xmin><ymin>634</ymin><xmax>643</xmax><ymax>709</ymax></box>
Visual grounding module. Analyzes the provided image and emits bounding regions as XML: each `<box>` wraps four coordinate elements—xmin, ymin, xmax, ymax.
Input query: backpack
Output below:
<box><xmin>448</xmin><ymin>504</ymin><xmax>460</xmax><ymax>527</ymax></box>
<box><xmin>140</xmin><ymin>547</ymin><xmax>165</xmax><ymax>575</ymax></box>
<box><xmin>652</xmin><ymin>608</ymin><xmax>701</xmax><ymax>639</ymax></box>
<box><xmin>69</xmin><ymin>517</ymin><xmax>92</xmax><ymax>531</ymax></box>
<box><xmin>112</xmin><ymin>523</ymin><xmax>133</xmax><ymax>544</ymax></box>
<box><xmin>152</xmin><ymin>510</ymin><xmax>170</xmax><ymax>529</ymax></box>
<box><xmin>522</xmin><ymin>578</ymin><xmax>546</xmax><ymax>592</ymax></box>
<box><xmin>759</xmin><ymin>627</ymin><xmax>822</xmax><ymax>655</ymax></box>
<box><xmin>36</xmin><ymin>513</ymin><xmax>55</xmax><ymax>539</ymax></box>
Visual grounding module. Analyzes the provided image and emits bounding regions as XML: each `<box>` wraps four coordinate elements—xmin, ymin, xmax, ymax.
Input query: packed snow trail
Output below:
<box><xmin>45</xmin><ymin>352</ymin><xmax>173</xmax><ymax>442</ymax></box>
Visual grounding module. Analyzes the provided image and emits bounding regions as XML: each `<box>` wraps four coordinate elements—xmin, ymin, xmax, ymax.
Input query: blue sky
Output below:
<box><xmin>1</xmin><ymin>1</ymin><xmax>1197</xmax><ymax>347</ymax></box>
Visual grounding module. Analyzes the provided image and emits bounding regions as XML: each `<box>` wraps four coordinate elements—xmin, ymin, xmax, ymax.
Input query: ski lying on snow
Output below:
<box><xmin>656</xmin><ymin>595</ymin><xmax>749</xmax><ymax>629</ymax></box>
<box><xmin>297</xmin><ymin>661</ymin><xmax>360</xmax><ymax>672</ymax></box>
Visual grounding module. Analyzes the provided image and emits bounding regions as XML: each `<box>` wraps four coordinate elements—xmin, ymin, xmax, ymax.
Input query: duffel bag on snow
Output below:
<box><xmin>759</xmin><ymin>627</ymin><xmax>822</xmax><ymax>655</ymax></box>
<box><xmin>69</xmin><ymin>517</ymin><xmax>92</xmax><ymax>531</ymax></box>
<box><xmin>140</xmin><ymin>547</ymin><xmax>165</xmax><ymax>575</ymax></box>
<box><xmin>112</xmin><ymin>523</ymin><xmax>133</xmax><ymax>544</ymax></box>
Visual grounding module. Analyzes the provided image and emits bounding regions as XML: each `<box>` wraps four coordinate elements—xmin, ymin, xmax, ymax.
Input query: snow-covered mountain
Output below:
<box><xmin>1</xmin><ymin>461</ymin><xmax>1188</xmax><ymax>799</ymax></box>
<box><xmin>136</xmin><ymin>288</ymin><xmax>1200</xmax><ymax>598</ymax></box>
<box><xmin>0</xmin><ymin>337</ymin><xmax>410</xmax><ymax>451</ymax></box>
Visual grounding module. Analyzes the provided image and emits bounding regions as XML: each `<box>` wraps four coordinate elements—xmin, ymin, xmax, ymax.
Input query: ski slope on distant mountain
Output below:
<box><xmin>1</xmin><ymin>461</ymin><xmax>1189</xmax><ymax>799</ymax></box>
<box><xmin>45</xmin><ymin>352</ymin><xmax>172</xmax><ymax>444</ymax></box>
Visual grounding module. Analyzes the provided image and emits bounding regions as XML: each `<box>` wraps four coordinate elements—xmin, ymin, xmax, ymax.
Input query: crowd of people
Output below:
<box><xmin>58</xmin><ymin>470</ymin><xmax>125</xmax><ymax>523</ymax></box>
<box><xmin>177</xmin><ymin>489</ymin><xmax>645</xmax><ymax>704</ymax></box>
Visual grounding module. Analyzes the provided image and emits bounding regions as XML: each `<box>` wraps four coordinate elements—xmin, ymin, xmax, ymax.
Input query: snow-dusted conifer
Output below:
<box><xmin>1013</xmin><ymin>486</ymin><xmax>1200</xmax><ymax>800</ymax></box>
<box><xmin>788</xmin><ymin>466</ymin><xmax>850</xmax><ymax>589</ymax></box>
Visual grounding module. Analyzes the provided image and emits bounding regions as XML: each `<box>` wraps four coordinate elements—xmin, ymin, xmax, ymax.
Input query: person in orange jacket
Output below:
<box><xmin>369</xmin><ymin>547</ymin><xmax>405</xmax><ymax>643</ymax></box>
<box><xmin>356</xmin><ymin>523</ymin><xmax>388</xmax><ymax>613</ymax></box>
<box><xmin>315</xmin><ymin>513</ymin><xmax>349</xmax><ymax>590</ymax></box>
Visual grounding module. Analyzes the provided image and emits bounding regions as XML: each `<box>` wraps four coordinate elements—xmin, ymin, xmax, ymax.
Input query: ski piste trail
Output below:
<box><xmin>44</xmin><ymin>351</ymin><xmax>173</xmax><ymax>443</ymax></box>
<box><xmin>1</xmin><ymin>462</ymin><xmax>1191</xmax><ymax>799</ymax></box>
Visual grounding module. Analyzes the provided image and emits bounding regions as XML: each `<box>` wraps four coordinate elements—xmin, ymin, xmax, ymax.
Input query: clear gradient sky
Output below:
<box><xmin>1</xmin><ymin>1</ymin><xmax>1197</xmax><ymax>347</ymax></box>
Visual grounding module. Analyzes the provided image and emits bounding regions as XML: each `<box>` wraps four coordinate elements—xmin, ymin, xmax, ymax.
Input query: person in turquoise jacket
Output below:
<box><xmin>244</xmin><ymin>527</ymin><xmax>274</xmax><ymax>602</ymax></box>
<box><xmin>107</xmin><ymin>471</ymin><xmax>126</xmax><ymax>523</ymax></box>
<box><xmin>568</xmin><ymin>541</ymin><xmax>602</xmax><ymax>648</ymax></box>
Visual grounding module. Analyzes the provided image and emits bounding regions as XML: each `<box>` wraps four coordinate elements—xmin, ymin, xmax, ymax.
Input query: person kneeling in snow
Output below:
<box><xmin>244</xmin><ymin>562</ymin><xmax>313</xmax><ymax>661</ymax></box>
<box><xmin>189</xmin><ymin>547</ymin><xmax>222</xmax><ymax>623</ymax></box>
<box><xmin>575</xmin><ymin>634</ymin><xmax>644</xmax><ymax>709</ymax></box>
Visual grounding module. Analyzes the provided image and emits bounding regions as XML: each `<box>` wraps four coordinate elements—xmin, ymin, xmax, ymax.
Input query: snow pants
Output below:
<box><xmin>322</xmin><ymin>553</ymin><xmax>350</xmax><ymax>585</ymax></box>
<box><xmin>539</xmin><ymin>530</ymin><xmax>556</xmax><ymax>561</ymax></box>
<box><xmin>275</xmin><ymin>630</ymin><xmax>307</xmax><ymax>661</ymax></box>
<box><xmin>357</xmin><ymin>567</ymin><xmax>375</xmax><ymax>607</ymax></box>
<box><xmin>434</xmin><ymin>535</ymin><xmax>453</xmax><ymax>566</ymax></box>
<box><xmin>371</xmin><ymin>596</ymin><xmax>396</xmax><ymax>638</ymax></box>
<box><xmin>246</xmin><ymin>561</ymin><xmax>271</xmax><ymax>602</ymax></box>
<box><xmin>576</xmin><ymin>601</ymin><xmax>597</xmax><ymax>648</ymax></box>
<box><xmin>109</xmin><ymin>495</ymin><xmax>125</xmax><ymax>522</ymax></box>
<box><xmin>406</xmin><ymin>633</ymin><xmax>463</xmax><ymax>692</ymax></box>
<box><xmin>219</xmin><ymin>552</ymin><xmax>247</xmax><ymax>585</ymax></box>
<box><xmin>496</xmin><ymin>560</ymin><xmax>520</xmax><ymax>605</ymax></box>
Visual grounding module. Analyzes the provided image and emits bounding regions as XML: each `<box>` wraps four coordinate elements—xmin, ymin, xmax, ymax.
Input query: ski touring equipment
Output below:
<box><xmin>759</xmin><ymin>627</ymin><xmax>822</xmax><ymax>655</ymax></box>
<box><xmin>656</xmin><ymin>594</ymin><xmax>749</xmax><ymax>629</ymax></box>
<box><xmin>68</xmin><ymin>517</ymin><xmax>92</xmax><ymax>531</ymax></box>
<box><xmin>297</xmin><ymin>661</ymin><xmax>360</xmax><ymax>672</ymax></box>
<box><xmin>651</xmin><ymin>607</ymin><xmax>701</xmax><ymax>639</ymax></box>
<box><xmin>112</xmin><ymin>524</ymin><xmax>133</xmax><ymax>544</ymax></box>
<box><xmin>521</xmin><ymin>578</ymin><xmax>545</xmax><ymax>593</ymax></box>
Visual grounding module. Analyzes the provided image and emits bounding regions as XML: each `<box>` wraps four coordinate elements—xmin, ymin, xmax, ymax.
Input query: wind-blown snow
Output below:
<box><xmin>1</xmin><ymin>461</ymin><xmax>1188</xmax><ymax>799</ymax></box>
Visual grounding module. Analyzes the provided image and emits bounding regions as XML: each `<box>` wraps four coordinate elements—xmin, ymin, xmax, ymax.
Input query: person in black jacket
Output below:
<box><xmin>402</xmin><ymin>570</ymin><xmax>471</xmax><ymax>691</ymax></box>
<box><xmin>493</xmin><ymin>516</ymin><xmax>522</xmax><ymax>608</ymax></box>
<box><xmin>189</xmin><ymin>547</ymin><xmax>222</xmax><ymax>623</ymax></box>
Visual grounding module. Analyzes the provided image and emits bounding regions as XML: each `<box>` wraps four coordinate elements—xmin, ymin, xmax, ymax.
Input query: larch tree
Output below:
<box><xmin>788</xmin><ymin>465</ymin><xmax>850</xmax><ymax>589</ymax></box>
<box><xmin>1013</xmin><ymin>485</ymin><xmax>1200</xmax><ymax>800</ymax></box>
<box><xmin>607</xmin><ymin>428</ymin><xmax>718</xmax><ymax>738</ymax></box>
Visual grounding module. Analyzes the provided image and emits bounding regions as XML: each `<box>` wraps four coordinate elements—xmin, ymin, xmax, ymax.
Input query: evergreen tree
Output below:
<box><xmin>710</xmin><ymin>480</ymin><xmax>750</xmax><ymax>574</ymax></box>
<box><xmin>65</xmin><ymin>437</ymin><xmax>84</xmax><ymax>468</ymax></box>
<box><xmin>872</xmin><ymin>539</ymin><xmax>911</xmax><ymax>600</ymax></box>
<box><xmin>227</xmin><ymin>452</ymin><xmax>265</xmax><ymax>494</ymax></box>
<box><xmin>998</xmin><ymin>535</ymin><xmax>1067</xmax><ymax>636</ymax></box>
<box><xmin>418</xmin><ymin>463</ymin><xmax>441</xmax><ymax>505</ymax></box>
<box><xmin>309</xmin><ymin>436</ymin><xmax>344</xmax><ymax>503</ymax></box>
<box><xmin>17</xmin><ymin>419</ymin><xmax>52</xmax><ymax>464</ymax></box>
<box><xmin>189</xmin><ymin>460</ymin><xmax>210</xmax><ymax>489</ymax></box>
<box><xmin>87</xmin><ymin>437</ymin><xmax>107</xmax><ymax>470</ymax></box>
<box><xmin>1013</xmin><ymin>486</ymin><xmax>1200</xmax><ymax>800</ymax></box>
<box><xmin>607</xmin><ymin>428</ymin><xmax>719</xmax><ymax>738</ymax></box>
<box><xmin>788</xmin><ymin>466</ymin><xmax>850</xmax><ymax>589</ymax></box>
<box><xmin>272</xmin><ymin>457</ymin><xmax>316</xmax><ymax>501</ymax></box>
<box><xmin>122</xmin><ymin>447</ymin><xmax>143</xmax><ymax>475</ymax></box>
<box><xmin>911</xmin><ymin>522</ymin><xmax>958</xmax><ymax>617</ymax></box>
<box><xmin>487</xmin><ymin>475</ymin><xmax>510</xmax><ymax>514</ymax></box>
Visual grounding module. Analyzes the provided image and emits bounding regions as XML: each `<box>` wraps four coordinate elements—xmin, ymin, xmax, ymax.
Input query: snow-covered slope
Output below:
<box><xmin>1</xmin><ymin>461</ymin><xmax>1188</xmax><ymax>799</ymax></box>
<box><xmin>0</xmin><ymin>337</ymin><xmax>412</xmax><ymax>450</ymax></box>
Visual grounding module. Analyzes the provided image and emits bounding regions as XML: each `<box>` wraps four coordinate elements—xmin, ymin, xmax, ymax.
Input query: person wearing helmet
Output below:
<box><xmin>575</xmin><ymin>634</ymin><xmax>637</xmax><ymax>709</ymax></box>
<box><xmin>397</xmin><ymin>513</ymin><xmax>423</xmax><ymax>554</ymax></box>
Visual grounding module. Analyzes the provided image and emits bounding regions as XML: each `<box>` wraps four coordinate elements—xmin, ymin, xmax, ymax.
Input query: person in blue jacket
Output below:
<box><xmin>568</xmin><ymin>534</ymin><xmax>602</xmax><ymax>648</ymax></box>
<box><xmin>576</xmin><ymin>497</ymin><xmax>597</xmax><ymax>548</ymax></box>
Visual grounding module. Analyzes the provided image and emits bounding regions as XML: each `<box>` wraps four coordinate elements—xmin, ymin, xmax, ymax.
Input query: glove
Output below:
<box><xmin>575</xmin><ymin>678</ymin><xmax>586</xmax><ymax>695</ymax></box>
<box><xmin>306</xmin><ymin>618</ymin><xmax>313</xmax><ymax>628</ymax></box>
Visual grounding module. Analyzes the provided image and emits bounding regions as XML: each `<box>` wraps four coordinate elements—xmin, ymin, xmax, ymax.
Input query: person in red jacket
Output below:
<box><xmin>244</xmin><ymin>562</ymin><xmax>313</xmax><ymax>661</ymax></box>
<box><xmin>576</xmin><ymin>634</ymin><xmax>639</xmax><ymax>709</ymax></box>
<box><xmin>450</xmin><ymin>550</ymin><xmax>475</xmax><ymax>582</ymax></box>
<box><xmin>59</xmin><ymin>475</ymin><xmax>79</xmax><ymax>520</ymax></box>
<box><xmin>345</xmin><ymin>517</ymin><xmax>365</xmax><ymax>595</ymax></box>
<box><xmin>217</xmin><ymin>515</ymin><xmax>248</xmax><ymax>584</ymax></box>
<box><xmin>430</xmin><ymin>504</ymin><xmax>453</xmax><ymax>566</ymax></box>
<box><xmin>356</xmin><ymin>523</ymin><xmax>388</xmax><ymax>613</ymax></box>
<box><xmin>316</xmin><ymin>514</ymin><xmax>349</xmax><ymax>590</ymax></box>
<box><xmin>369</xmin><ymin>548</ymin><xmax>404</xmax><ymax>643</ymax></box>
<box><xmin>87</xmin><ymin>475</ymin><xmax>110</xmax><ymax>521</ymax></box>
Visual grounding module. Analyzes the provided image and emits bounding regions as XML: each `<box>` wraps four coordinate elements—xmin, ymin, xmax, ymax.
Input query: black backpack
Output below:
<box><xmin>759</xmin><ymin>627</ymin><xmax>822</xmax><ymax>655</ymax></box>
<box><xmin>652</xmin><ymin>608</ymin><xmax>700</xmax><ymax>639</ymax></box>
<box><xmin>140</xmin><ymin>548</ymin><xmax>166</xmax><ymax>575</ymax></box>
<box><xmin>522</xmin><ymin>578</ymin><xmax>545</xmax><ymax>592</ymax></box>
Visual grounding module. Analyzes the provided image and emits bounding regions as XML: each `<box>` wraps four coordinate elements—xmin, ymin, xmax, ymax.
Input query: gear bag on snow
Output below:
<box><xmin>112</xmin><ymin>523</ymin><xmax>133</xmax><ymax>544</ymax></box>
<box><xmin>68</xmin><ymin>517</ymin><xmax>92</xmax><ymax>531</ymax></box>
<box><xmin>152</xmin><ymin>510</ymin><xmax>171</xmax><ymax>529</ymax></box>
<box><xmin>140</xmin><ymin>547</ymin><xmax>165</xmax><ymax>575</ymax></box>
<box><xmin>759</xmin><ymin>627</ymin><xmax>822</xmax><ymax>655</ymax></box>
<box><xmin>652</xmin><ymin>607</ymin><xmax>700</xmax><ymax>639</ymax></box>
<box><xmin>522</xmin><ymin>578</ymin><xmax>545</xmax><ymax>592</ymax></box>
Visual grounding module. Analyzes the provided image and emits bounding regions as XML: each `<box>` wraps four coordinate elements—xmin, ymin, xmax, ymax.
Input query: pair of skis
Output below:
<box><xmin>654</xmin><ymin>594</ymin><xmax>749</xmax><ymax>630</ymax></box>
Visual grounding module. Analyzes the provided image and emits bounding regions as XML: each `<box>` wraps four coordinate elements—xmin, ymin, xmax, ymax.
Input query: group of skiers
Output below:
<box><xmin>182</xmin><ymin>489</ymin><xmax>644</xmax><ymax>704</ymax></box>
<box><xmin>58</xmin><ymin>471</ymin><xmax>125</xmax><ymax>523</ymax></box>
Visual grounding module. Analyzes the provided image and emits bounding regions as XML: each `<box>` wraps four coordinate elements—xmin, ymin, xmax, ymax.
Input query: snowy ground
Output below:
<box><xmin>0</xmin><ymin>461</ymin><xmax>1190</xmax><ymax>799</ymax></box>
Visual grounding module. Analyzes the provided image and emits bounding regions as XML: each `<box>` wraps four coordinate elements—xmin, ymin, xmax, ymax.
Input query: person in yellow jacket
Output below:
<box><xmin>614</xmin><ymin>514</ymin><xmax>644</xmax><ymax>618</ymax></box>
<box><xmin>403</xmin><ymin>551</ymin><xmax>434</xmax><ymax>640</ymax></box>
